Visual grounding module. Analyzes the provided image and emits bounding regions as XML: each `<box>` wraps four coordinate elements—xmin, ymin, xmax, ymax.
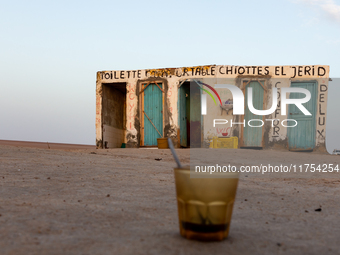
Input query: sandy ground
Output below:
<box><xmin>0</xmin><ymin>145</ymin><xmax>340</xmax><ymax>255</ymax></box>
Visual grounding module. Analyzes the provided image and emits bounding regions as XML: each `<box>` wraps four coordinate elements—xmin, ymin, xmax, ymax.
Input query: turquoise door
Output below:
<box><xmin>242</xmin><ymin>81</ymin><xmax>264</xmax><ymax>148</ymax></box>
<box><xmin>288</xmin><ymin>82</ymin><xmax>316</xmax><ymax>151</ymax></box>
<box><xmin>144</xmin><ymin>83</ymin><xmax>163</xmax><ymax>146</ymax></box>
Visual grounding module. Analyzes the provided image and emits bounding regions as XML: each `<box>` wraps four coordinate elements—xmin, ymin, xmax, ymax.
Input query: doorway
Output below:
<box><xmin>102</xmin><ymin>82</ymin><xmax>127</xmax><ymax>148</ymax></box>
<box><xmin>179</xmin><ymin>81</ymin><xmax>202</xmax><ymax>148</ymax></box>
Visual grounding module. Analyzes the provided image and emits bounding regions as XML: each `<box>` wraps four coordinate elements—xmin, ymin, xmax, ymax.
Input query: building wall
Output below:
<box><xmin>96</xmin><ymin>65</ymin><xmax>329</xmax><ymax>151</ymax></box>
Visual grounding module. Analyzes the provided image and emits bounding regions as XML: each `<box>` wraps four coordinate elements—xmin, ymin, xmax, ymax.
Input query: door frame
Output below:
<box><xmin>240</xmin><ymin>79</ymin><xmax>267</xmax><ymax>148</ymax></box>
<box><xmin>139</xmin><ymin>81</ymin><xmax>165</xmax><ymax>146</ymax></box>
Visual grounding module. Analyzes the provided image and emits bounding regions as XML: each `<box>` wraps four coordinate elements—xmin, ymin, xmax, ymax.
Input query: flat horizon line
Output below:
<box><xmin>0</xmin><ymin>139</ymin><xmax>96</xmax><ymax>150</ymax></box>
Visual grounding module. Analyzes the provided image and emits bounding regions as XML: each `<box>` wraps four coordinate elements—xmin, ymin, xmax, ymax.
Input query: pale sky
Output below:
<box><xmin>0</xmin><ymin>0</ymin><xmax>339</xmax><ymax>153</ymax></box>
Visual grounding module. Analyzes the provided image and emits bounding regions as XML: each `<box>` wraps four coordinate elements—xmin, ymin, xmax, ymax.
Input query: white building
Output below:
<box><xmin>96</xmin><ymin>65</ymin><xmax>329</xmax><ymax>152</ymax></box>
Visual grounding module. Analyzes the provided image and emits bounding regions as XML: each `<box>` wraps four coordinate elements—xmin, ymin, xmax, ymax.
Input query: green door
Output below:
<box><xmin>242</xmin><ymin>81</ymin><xmax>264</xmax><ymax>148</ymax></box>
<box><xmin>144</xmin><ymin>83</ymin><xmax>163</xmax><ymax>146</ymax></box>
<box><xmin>288</xmin><ymin>82</ymin><xmax>317</xmax><ymax>151</ymax></box>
